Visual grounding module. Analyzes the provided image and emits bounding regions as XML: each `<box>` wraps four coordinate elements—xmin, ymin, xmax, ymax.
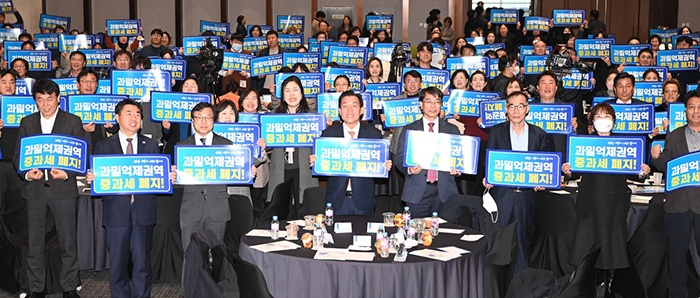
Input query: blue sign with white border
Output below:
<box><xmin>567</xmin><ymin>135</ymin><xmax>646</xmax><ymax>174</ymax></box>
<box><xmin>405</xmin><ymin>130</ymin><xmax>480</xmax><ymax>174</ymax></box>
<box><xmin>260</xmin><ymin>114</ymin><xmax>326</xmax><ymax>147</ymax></box>
<box><xmin>486</xmin><ymin>149</ymin><xmax>562</xmax><ymax>188</ymax></box>
<box><xmin>175</xmin><ymin>146</ymin><xmax>254</xmax><ymax>185</ymax></box>
<box><xmin>18</xmin><ymin>134</ymin><xmax>88</xmax><ymax>174</ymax></box>
<box><xmin>313</xmin><ymin>138</ymin><xmax>389</xmax><ymax>178</ymax></box>
<box><xmin>151</xmin><ymin>91</ymin><xmax>212</xmax><ymax>123</ymax></box>
<box><xmin>67</xmin><ymin>94</ymin><xmax>126</xmax><ymax>124</ymax></box>
<box><xmin>91</xmin><ymin>154</ymin><xmax>172</xmax><ymax>195</ymax></box>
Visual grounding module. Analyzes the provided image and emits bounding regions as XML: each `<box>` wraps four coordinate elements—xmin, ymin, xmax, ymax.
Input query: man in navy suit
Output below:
<box><xmin>484</xmin><ymin>91</ymin><xmax>548</xmax><ymax>272</ymax></box>
<box><xmin>310</xmin><ymin>91</ymin><xmax>391</xmax><ymax>215</ymax></box>
<box><xmin>86</xmin><ymin>99</ymin><xmax>170</xmax><ymax>298</ymax></box>
<box><xmin>394</xmin><ymin>87</ymin><xmax>461</xmax><ymax>218</ymax></box>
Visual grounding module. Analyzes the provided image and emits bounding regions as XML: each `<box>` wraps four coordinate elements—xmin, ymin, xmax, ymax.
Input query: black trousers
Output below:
<box><xmin>666</xmin><ymin>210</ymin><xmax>700</xmax><ymax>298</ymax></box>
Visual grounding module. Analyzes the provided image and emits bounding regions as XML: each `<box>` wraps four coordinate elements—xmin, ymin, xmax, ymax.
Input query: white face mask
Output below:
<box><xmin>511</xmin><ymin>65</ymin><xmax>519</xmax><ymax>76</ymax></box>
<box><xmin>231</xmin><ymin>43</ymin><xmax>243</xmax><ymax>52</ymax></box>
<box><xmin>594</xmin><ymin>118</ymin><xmax>614</xmax><ymax>133</ymax></box>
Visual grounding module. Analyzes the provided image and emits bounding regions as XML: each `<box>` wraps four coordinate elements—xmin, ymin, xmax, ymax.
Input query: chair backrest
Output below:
<box><xmin>298</xmin><ymin>186</ymin><xmax>326</xmax><ymax>218</ymax></box>
<box><xmin>224</xmin><ymin>195</ymin><xmax>255</xmax><ymax>257</ymax></box>
<box><xmin>233</xmin><ymin>256</ymin><xmax>273</xmax><ymax>298</ymax></box>
<box><xmin>485</xmin><ymin>220</ymin><xmax>517</xmax><ymax>266</ymax></box>
<box><xmin>258</xmin><ymin>179</ymin><xmax>293</xmax><ymax>224</ymax></box>
<box><xmin>556</xmin><ymin>244</ymin><xmax>601</xmax><ymax>298</ymax></box>
<box><xmin>184</xmin><ymin>229</ymin><xmax>239</xmax><ymax>298</ymax></box>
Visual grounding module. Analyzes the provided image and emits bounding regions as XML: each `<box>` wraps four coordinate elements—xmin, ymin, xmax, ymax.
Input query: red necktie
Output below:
<box><xmin>127</xmin><ymin>138</ymin><xmax>134</xmax><ymax>203</ymax></box>
<box><xmin>347</xmin><ymin>131</ymin><xmax>355</xmax><ymax>190</ymax></box>
<box><xmin>427</xmin><ymin>123</ymin><xmax>437</xmax><ymax>183</ymax></box>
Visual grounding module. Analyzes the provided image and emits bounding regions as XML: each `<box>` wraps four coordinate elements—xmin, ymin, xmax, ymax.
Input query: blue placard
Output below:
<box><xmin>672</xmin><ymin>33</ymin><xmax>700</xmax><ymax>47</ymax></box>
<box><xmin>247</xmin><ymin>25</ymin><xmax>272</xmax><ymax>35</ymax></box>
<box><xmin>593</xmin><ymin>97</ymin><xmax>613</xmax><ymax>104</ymax></box>
<box><xmin>34</xmin><ymin>33</ymin><xmax>60</xmax><ymax>49</ymax></box>
<box><xmin>175</xmin><ymin>146</ymin><xmax>253</xmax><ymax>185</ymax></box>
<box><xmin>666</xmin><ymin>152</ymin><xmax>700</xmax><ymax>192</ymax></box>
<box><xmin>689</xmin><ymin>85</ymin><xmax>698</xmax><ymax>92</ymax></box>
<box><xmin>476</xmin><ymin>43</ymin><xmax>505</xmax><ymax>56</ymax></box>
<box><xmin>634</xmin><ymin>82</ymin><xmax>664</xmax><ymax>106</ymax></box>
<box><xmin>277</xmin><ymin>15</ymin><xmax>304</xmax><ymax>32</ymax></box>
<box><xmin>655</xmin><ymin>111</ymin><xmax>667</xmax><ymax>135</ymax></box>
<box><xmin>523</xmin><ymin>55</ymin><xmax>549</xmax><ymax>74</ymax></box>
<box><xmin>668</xmin><ymin>103</ymin><xmax>686</xmax><ymax>132</ymax></box>
<box><xmin>182</xmin><ymin>36</ymin><xmax>221</xmax><ymax>56</ymax></box>
<box><xmin>283</xmin><ymin>52</ymin><xmax>321</xmax><ymax>71</ymax></box>
<box><xmin>40</xmin><ymin>13</ymin><xmax>70</xmax><ymax>31</ymax></box>
<box><xmin>93</xmin><ymin>34</ymin><xmax>103</xmax><ymax>45</ymax></box>
<box><xmin>447</xmin><ymin>90</ymin><xmax>499</xmax><ymax>116</ymax></box>
<box><xmin>3</xmin><ymin>40</ymin><xmax>20</xmax><ymax>61</ymax></box>
<box><xmin>315</xmin><ymin>92</ymin><xmax>372</xmax><ymax>122</ymax></box>
<box><xmin>321</xmin><ymin>67</ymin><xmax>365</xmax><ymax>92</ymax></box>
<box><xmin>520</xmin><ymin>46</ymin><xmax>552</xmax><ymax>58</ymax></box>
<box><xmin>404</xmin><ymin>131</ymin><xmax>480</xmax><ymax>174</ymax></box>
<box><xmin>652</xmin><ymin>140</ymin><xmax>665</xmax><ymax>152</ymax></box>
<box><xmin>650</xmin><ymin>28</ymin><xmax>678</xmax><ymax>44</ymax></box>
<box><xmin>313</xmin><ymin>138</ymin><xmax>389</xmax><ymax>178</ymax></box>
<box><xmin>365</xmin><ymin>15</ymin><xmax>393</xmax><ymax>31</ymax></box>
<box><xmin>320</xmin><ymin>41</ymin><xmax>345</xmax><ymax>59</ymax></box>
<box><xmin>309</xmin><ymin>42</ymin><xmax>321</xmax><ymax>53</ymax></box>
<box><xmin>624</xmin><ymin>66</ymin><xmax>669</xmax><ymax>82</ymax></box>
<box><xmin>97</xmin><ymin>79</ymin><xmax>111</xmax><ymax>94</ymax></box>
<box><xmin>151</xmin><ymin>91</ymin><xmax>212</xmax><ymax>123</ymax></box>
<box><xmin>610</xmin><ymin>103</ymin><xmax>654</xmax><ymax>133</ymax></box>
<box><xmin>610</xmin><ymin>44</ymin><xmax>651</xmax><ymax>64</ymax></box>
<box><xmin>222</xmin><ymin>52</ymin><xmax>253</xmax><ymax>72</ymax></box>
<box><xmin>0</xmin><ymin>28</ymin><xmax>22</xmax><ymax>41</ymax></box>
<box><xmin>552</xmin><ymin>10</ymin><xmax>585</xmax><ymax>27</ymax></box>
<box><xmin>567</xmin><ymin>135</ymin><xmax>645</xmax><ymax>174</ymax></box>
<box><xmin>212</xmin><ymin>123</ymin><xmax>262</xmax><ymax>158</ymax></box>
<box><xmin>274</xmin><ymin>73</ymin><xmax>325</xmax><ymax>98</ymax></box>
<box><xmin>0</xmin><ymin>0</ymin><xmax>13</xmax><ymax>13</ymax></box>
<box><xmin>260</xmin><ymin>114</ymin><xmax>325</xmax><ymax>147</ymax></box>
<box><xmin>243</xmin><ymin>37</ymin><xmax>267</xmax><ymax>53</ymax></box>
<box><xmin>251</xmin><ymin>54</ymin><xmax>283</xmax><ymax>76</ymax></box>
<box><xmin>58</xmin><ymin>34</ymin><xmax>94</xmax><ymax>52</ymax></box>
<box><xmin>200</xmin><ymin>20</ymin><xmax>229</xmax><ymax>38</ymax></box>
<box><xmin>82</xmin><ymin>49</ymin><xmax>113</xmax><ymax>68</ymax></box>
<box><xmin>52</xmin><ymin>78</ymin><xmax>78</xmax><ymax>96</ymax></box>
<box><xmin>1</xmin><ymin>96</ymin><xmax>36</xmax><ymax>127</ymax></box>
<box><xmin>365</xmin><ymin>83</ymin><xmax>402</xmax><ymax>108</ymax></box>
<box><xmin>15</xmin><ymin>78</ymin><xmax>34</xmax><ymax>95</ymax></box>
<box><xmin>110</xmin><ymin>70</ymin><xmax>172</xmax><ymax>100</ymax></box>
<box><xmin>657</xmin><ymin>49</ymin><xmax>699</xmax><ymax>71</ymax></box>
<box><xmin>445</xmin><ymin>56</ymin><xmax>489</xmax><ymax>76</ymax></box>
<box><xmin>106</xmin><ymin>20</ymin><xmax>141</xmax><ymax>37</ymax></box>
<box><xmin>488</xmin><ymin>59</ymin><xmax>500</xmax><ymax>78</ymax></box>
<box><xmin>238</xmin><ymin>113</ymin><xmax>259</xmax><ymax>124</ymax></box>
<box><xmin>381</xmin><ymin>98</ymin><xmax>422</xmax><ymax>128</ymax></box>
<box><xmin>328</xmin><ymin>46</ymin><xmax>368</xmax><ymax>67</ymax></box>
<box><xmin>401</xmin><ymin>68</ymin><xmax>450</xmax><ymax>91</ymax></box>
<box><xmin>525</xmin><ymin>104</ymin><xmax>574</xmax><ymax>134</ymax></box>
<box><xmin>67</xmin><ymin>94</ymin><xmax>126</xmax><ymax>124</ymax></box>
<box><xmin>485</xmin><ymin>149</ymin><xmax>562</xmax><ymax>188</ymax></box>
<box><xmin>7</xmin><ymin>50</ymin><xmax>51</xmax><ymax>71</ymax></box>
<box><xmin>525</xmin><ymin>17</ymin><xmax>550</xmax><ymax>32</ymax></box>
<box><xmin>479</xmin><ymin>99</ymin><xmax>507</xmax><ymax>127</ymax></box>
<box><xmin>18</xmin><ymin>134</ymin><xmax>87</xmax><ymax>174</ymax></box>
<box><xmin>561</xmin><ymin>70</ymin><xmax>593</xmax><ymax>90</ymax></box>
<box><xmin>278</xmin><ymin>34</ymin><xmax>304</xmax><ymax>50</ymax></box>
<box><xmin>490</xmin><ymin>9</ymin><xmax>519</xmax><ymax>24</ymax></box>
<box><xmin>91</xmin><ymin>155</ymin><xmax>172</xmax><ymax>195</ymax></box>
<box><xmin>150</xmin><ymin>58</ymin><xmax>187</xmax><ymax>80</ymax></box>
<box><xmin>372</xmin><ymin>43</ymin><xmax>394</xmax><ymax>62</ymax></box>
<box><xmin>574</xmin><ymin>38</ymin><xmax>614</xmax><ymax>58</ymax></box>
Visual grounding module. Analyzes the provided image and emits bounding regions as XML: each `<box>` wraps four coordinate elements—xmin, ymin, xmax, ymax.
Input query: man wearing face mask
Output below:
<box><xmin>491</xmin><ymin>55</ymin><xmax>520</xmax><ymax>96</ymax></box>
<box><xmin>218</xmin><ymin>34</ymin><xmax>252</xmax><ymax>94</ymax></box>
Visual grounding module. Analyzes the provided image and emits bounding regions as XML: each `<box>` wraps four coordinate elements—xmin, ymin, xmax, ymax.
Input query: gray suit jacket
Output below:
<box><xmin>177</xmin><ymin>134</ymin><xmax>233</xmax><ymax>222</ymax></box>
<box><xmin>651</xmin><ymin>125</ymin><xmax>700</xmax><ymax>213</ymax></box>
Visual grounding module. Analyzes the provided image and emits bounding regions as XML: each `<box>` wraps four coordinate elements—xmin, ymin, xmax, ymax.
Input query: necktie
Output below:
<box><xmin>126</xmin><ymin>138</ymin><xmax>134</xmax><ymax>203</ymax></box>
<box><xmin>347</xmin><ymin>130</ymin><xmax>355</xmax><ymax>191</ymax></box>
<box><xmin>427</xmin><ymin>123</ymin><xmax>437</xmax><ymax>183</ymax></box>
<box><xmin>348</xmin><ymin>131</ymin><xmax>355</xmax><ymax>138</ymax></box>
<box><xmin>200</xmin><ymin>138</ymin><xmax>207</xmax><ymax>146</ymax></box>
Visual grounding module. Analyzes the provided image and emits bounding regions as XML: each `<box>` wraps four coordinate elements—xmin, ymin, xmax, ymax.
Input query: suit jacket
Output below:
<box><xmin>178</xmin><ymin>134</ymin><xmax>233</xmax><ymax>223</ymax></box>
<box><xmin>321</xmin><ymin>123</ymin><xmax>383</xmax><ymax>211</ymax></box>
<box><xmin>651</xmin><ymin>125</ymin><xmax>700</xmax><ymax>213</ymax></box>
<box><xmin>603</xmin><ymin>98</ymin><xmax>648</xmax><ymax>105</ymax></box>
<box><xmin>394</xmin><ymin>118</ymin><xmax>460</xmax><ymax>204</ymax></box>
<box><xmin>94</xmin><ymin>134</ymin><xmax>160</xmax><ymax>226</ymax></box>
<box><xmin>12</xmin><ymin>110</ymin><xmax>90</xmax><ymax>200</ymax></box>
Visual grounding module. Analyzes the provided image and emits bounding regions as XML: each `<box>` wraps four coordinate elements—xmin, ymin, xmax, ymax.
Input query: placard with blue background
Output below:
<box><xmin>277</xmin><ymin>15</ymin><xmax>304</xmax><ymax>32</ymax></box>
<box><xmin>365</xmin><ymin>83</ymin><xmax>402</xmax><ymax>109</ymax></box>
<box><xmin>447</xmin><ymin>90</ymin><xmax>499</xmax><ymax>117</ymax></box>
<box><xmin>634</xmin><ymin>82</ymin><xmax>664</xmax><ymax>106</ymax></box>
<box><xmin>650</xmin><ymin>28</ymin><xmax>678</xmax><ymax>44</ymax></box>
<box><xmin>97</xmin><ymin>79</ymin><xmax>111</xmax><ymax>94</ymax></box>
<box><xmin>320</xmin><ymin>41</ymin><xmax>345</xmax><ymax>59</ymax></box>
<box><xmin>278</xmin><ymin>34</ymin><xmax>304</xmax><ymax>50</ymax></box>
<box><xmin>655</xmin><ymin>112</ymin><xmax>667</xmax><ymax>135</ymax></box>
<box><xmin>552</xmin><ymin>10</ymin><xmax>585</xmax><ymax>26</ymax></box>
<box><xmin>405</xmin><ymin>130</ymin><xmax>480</xmax><ymax>175</ymax></box>
<box><xmin>243</xmin><ymin>37</ymin><xmax>267</xmax><ymax>53</ymax></box>
<box><xmin>567</xmin><ymin>135</ymin><xmax>645</xmax><ymax>174</ymax></box>
<box><xmin>479</xmin><ymin>99</ymin><xmax>507</xmax><ymax>127</ymax></box>
<box><xmin>328</xmin><ymin>46</ymin><xmax>368</xmax><ymax>67</ymax></box>
<box><xmin>401</xmin><ymin>68</ymin><xmax>450</xmax><ymax>91</ymax></box>
<box><xmin>0</xmin><ymin>28</ymin><xmax>22</xmax><ymax>42</ymax></box>
<box><xmin>525</xmin><ymin>104</ymin><xmax>574</xmax><ymax>134</ymax></box>
<box><xmin>283</xmin><ymin>52</ymin><xmax>321</xmax><ymax>71</ymax></box>
<box><xmin>15</xmin><ymin>78</ymin><xmax>33</xmax><ymax>95</ymax></box>
<box><xmin>200</xmin><ymin>20</ymin><xmax>229</xmax><ymax>37</ymax></box>
<box><xmin>490</xmin><ymin>9</ymin><xmax>518</xmax><ymax>24</ymax></box>
<box><xmin>666</xmin><ymin>152</ymin><xmax>700</xmax><ymax>192</ymax></box>
<box><xmin>610</xmin><ymin>44</ymin><xmax>651</xmax><ymax>64</ymax></box>
<box><xmin>0</xmin><ymin>0</ymin><xmax>13</xmax><ymax>12</ymax></box>
<box><xmin>2</xmin><ymin>41</ymin><xmax>21</xmax><ymax>61</ymax></box>
<box><xmin>486</xmin><ymin>149</ymin><xmax>561</xmax><ymax>188</ymax></box>
<box><xmin>657</xmin><ymin>49</ymin><xmax>699</xmax><ymax>71</ymax></box>
<box><xmin>34</xmin><ymin>34</ymin><xmax>59</xmax><ymax>49</ymax></box>
<box><xmin>624</xmin><ymin>66</ymin><xmax>668</xmax><ymax>82</ymax></box>
<box><xmin>151</xmin><ymin>92</ymin><xmax>212</xmax><ymax>123</ymax></box>
<box><xmin>212</xmin><ymin>123</ymin><xmax>262</xmax><ymax>158</ymax></box>
<box><xmin>40</xmin><ymin>14</ymin><xmax>70</xmax><ymax>30</ymax></box>
<box><xmin>91</xmin><ymin>155</ymin><xmax>172</xmax><ymax>195</ymax></box>
<box><xmin>525</xmin><ymin>17</ymin><xmax>550</xmax><ymax>32</ymax></box>
<box><xmin>67</xmin><ymin>94</ymin><xmax>126</xmax><ymax>125</ymax></box>
<box><xmin>83</xmin><ymin>49</ymin><xmax>113</xmax><ymax>68</ymax></box>
<box><xmin>7</xmin><ymin>50</ymin><xmax>51</xmax><ymax>71</ymax></box>
<box><xmin>561</xmin><ymin>70</ymin><xmax>593</xmax><ymax>90</ymax></box>
<box><xmin>237</xmin><ymin>113</ymin><xmax>259</xmax><ymax>124</ymax></box>
<box><xmin>58</xmin><ymin>34</ymin><xmax>94</xmax><ymax>52</ymax></box>
<box><xmin>316</xmin><ymin>92</ymin><xmax>372</xmax><ymax>122</ymax></box>
<box><xmin>175</xmin><ymin>146</ymin><xmax>253</xmax><ymax>185</ymax></box>
<box><xmin>183</xmin><ymin>36</ymin><xmax>221</xmax><ymax>56</ymax></box>
<box><xmin>446</xmin><ymin>56</ymin><xmax>489</xmax><ymax>76</ymax></box>
<box><xmin>523</xmin><ymin>55</ymin><xmax>549</xmax><ymax>74</ymax></box>
<box><xmin>274</xmin><ymin>73</ymin><xmax>325</xmax><ymax>98</ymax></box>
<box><xmin>365</xmin><ymin>15</ymin><xmax>393</xmax><ymax>31</ymax></box>
<box><xmin>260</xmin><ymin>114</ymin><xmax>325</xmax><ymax>148</ymax></box>
<box><xmin>2</xmin><ymin>96</ymin><xmax>38</xmax><ymax>127</ymax></box>
<box><xmin>110</xmin><ymin>69</ymin><xmax>171</xmax><ymax>100</ymax></box>
<box><xmin>18</xmin><ymin>134</ymin><xmax>88</xmax><ymax>174</ymax></box>
<box><xmin>251</xmin><ymin>54</ymin><xmax>283</xmax><ymax>76</ymax></box>
<box><xmin>372</xmin><ymin>43</ymin><xmax>394</xmax><ymax>62</ymax></box>
<box><xmin>575</xmin><ymin>38</ymin><xmax>614</xmax><ymax>58</ymax></box>
<box><xmin>609</xmin><ymin>103</ymin><xmax>654</xmax><ymax>133</ymax></box>
<box><xmin>313</xmin><ymin>138</ymin><xmax>389</xmax><ymax>178</ymax></box>
<box><xmin>52</xmin><ymin>78</ymin><xmax>79</xmax><ymax>96</ymax></box>
<box><xmin>382</xmin><ymin>98</ymin><xmax>422</xmax><ymax>128</ymax></box>
<box><xmin>488</xmin><ymin>59</ymin><xmax>500</xmax><ymax>78</ymax></box>
<box><xmin>668</xmin><ymin>103</ymin><xmax>686</xmax><ymax>132</ymax></box>
<box><xmin>221</xmin><ymin>52</ymin><xmax>252</xmax><ymax>72</ymax></box>
<box><xmin>106</xmin><ymin>20</ymin><xmax>140</xmax><ymax>37</ymax></box>
<box><xmin>321</xmin><ymin>67</ymin><xmax>365</xmax><ymax>91</ymax></box>
<box><xmin>150</xmin><ymin>58</ymin><xmax>187</xmax><ymax>80</ymax></box>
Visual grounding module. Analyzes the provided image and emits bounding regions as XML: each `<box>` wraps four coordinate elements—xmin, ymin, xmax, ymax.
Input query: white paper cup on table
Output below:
<box><xmin>653</xmin><ymin>172</ymin><xmax>663</xmax><ymax>185</ymax></box>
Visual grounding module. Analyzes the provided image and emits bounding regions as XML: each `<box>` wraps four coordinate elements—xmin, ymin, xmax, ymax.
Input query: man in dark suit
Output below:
<box><xmin>174</xmin><ymin>102</ymin><xmax>233</xmax><ymax>251</ymax></box>
<box><xmin>651</xmin><ymin>90</ymin><xmax>700</xmax><ymax>298</ymax></box>
<box><xmin>484</xmin><ymin>91</ymin><xmax>548</xmax><ymax>272</ymax></box>
<box><xmin>394</xmin><ymin>87</ymin><xmax>461</xmax><ymax>218</ymax></box>
<box><xmin>603</xmin><ymin>72</ymin><xmax>650</xmax><ymax>105</ymax></box>
<box><xmin>13</xmin><ymin>79</ymin><xmax>89</xmax><ymax>298</ymax></box>
<box><xmin>253</xmin><ymin>30</ymin><xmax>285</xmax><ymax>95</ymax></box>
<box><xmin>311</xmin><ymin>91</ymin><xmax>391</xmax><ymax>215</ymax></box>
<box><xmin>0</xmin><ymin>70</ymin><xmax>23</xmax><ymax>199</ymax></box>
<box><xmin>86</xmin><ymin>99</ymin><xmax>168</xmax><ymax>298</ymax></box>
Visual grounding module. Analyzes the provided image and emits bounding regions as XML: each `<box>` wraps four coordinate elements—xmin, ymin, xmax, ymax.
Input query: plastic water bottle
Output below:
<box><xmin>402</xmin><ymin>206</ymin><xmax>411</xmax><ymax>229</ymax></box>
<box><xmin>431</xmin><ymin>212</ymin><xmax>440</xmax><ymax>236</ymax></box>
<box><xmin>271</xmin><ymin>215</ymin><xmax>279</xmax><ymax>240</ymax></box>
<box><xmin>325</xmin><ymin>203</ymin><xmax>334</xmax><ymax>226</ymax></box>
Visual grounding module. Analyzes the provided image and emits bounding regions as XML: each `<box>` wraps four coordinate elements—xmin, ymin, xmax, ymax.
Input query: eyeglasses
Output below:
<box><xmin>506</xmin><ymin>104</ymin><xmax>528</xmax><ymax>111</ymax></box>
<box><xmin>422</xmin><ymin>100</ymin><xmax>442</xmax><ymax>106</ymax></box>
<box><xmin>192</xmin><ymin>116</ymin><xmax>214</xmax><ymax>122</ymax></box>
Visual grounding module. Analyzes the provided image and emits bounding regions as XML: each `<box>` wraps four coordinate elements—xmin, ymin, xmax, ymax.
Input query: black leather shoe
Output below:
<box><xmin>27</xmin><ymin>292</ymin><xmax>45</xmax><ymax>298</ymax></box>
<box><xmin>63</xmin><ymin>290</ymin><xmax>80</xmax><ymax>298</ymax></box>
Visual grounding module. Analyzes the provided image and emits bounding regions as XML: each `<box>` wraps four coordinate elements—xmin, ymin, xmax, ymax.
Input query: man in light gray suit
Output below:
<box><xmin>175</xmin><ymin>102</ymin><xmax>233</xmax><ymax>252</ymax></box>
